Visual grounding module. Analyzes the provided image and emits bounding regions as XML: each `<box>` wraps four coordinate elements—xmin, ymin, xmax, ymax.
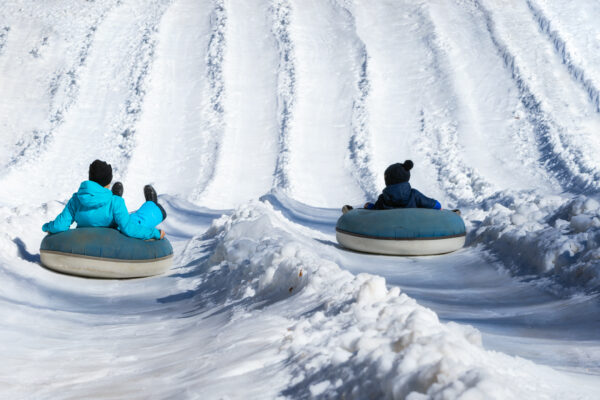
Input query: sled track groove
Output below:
<box><xmin>335</xmin><ymin>1</ymin><xmax>378</xmax><ymax>201</ymax></box>
<box><xmin>271</xmin><ymin>0</ymin><xmax>296</xmax><ymax>192</ymax></box>
<box><xmin>0</xmin><ymin>26</ymin><xmax>9</xmax><ymax>56</ymax></box>
<box><xmin>191</xmin><ymin>0</ymin><xmax>227</xmax><ymax>200</ymax></box>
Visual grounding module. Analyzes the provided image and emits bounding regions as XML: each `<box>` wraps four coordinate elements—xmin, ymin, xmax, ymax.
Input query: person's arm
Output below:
<box><xmin>373</xmin><ymin>194</ymin><xmax>387</xmax><ymax>210</ymax></box>
<box><xmin>414</xmin><ymin>189</ymin><xmax>441</xmax><ymax>209</ymax></box>
<box><xmin>42</xmin><ymin>198</ymin><xmax>76</xmax><ymax>233</ymax></box>
<box><xmin>112</xmin><ymin>197</ymin><xmax>161</xmax><ymax>240</ymax></box>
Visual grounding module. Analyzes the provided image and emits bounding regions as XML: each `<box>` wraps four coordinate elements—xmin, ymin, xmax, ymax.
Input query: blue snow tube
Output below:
<box><xmin>336</xmin><ymin>208</ymin><xmax>466</xmax><ymax>255</ymax></box>
<box><xmin>40</xmin><ymin>227</ymin><xmax>173</xmax><ymax>278</ymax></box>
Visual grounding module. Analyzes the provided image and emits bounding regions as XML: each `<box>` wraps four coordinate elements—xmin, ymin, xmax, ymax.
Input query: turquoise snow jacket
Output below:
<box><xmin>42</xmin><ymin>181</ymin><xmax>162</xmax><ymax>240</ymax></box>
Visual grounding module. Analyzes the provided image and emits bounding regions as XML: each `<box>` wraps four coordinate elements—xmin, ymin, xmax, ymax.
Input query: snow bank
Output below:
<box><xmin>197</xmin><ymin>200</ymin><xmax>585</xmax><ymax>399</ymax></box>
<box><xmin>470</xmin><ymin>192</ymin><xmax>600</xmax><ymax>293</ymax></box>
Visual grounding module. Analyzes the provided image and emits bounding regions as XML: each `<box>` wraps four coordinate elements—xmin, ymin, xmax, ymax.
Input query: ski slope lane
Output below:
<box><xmin>285</xmin><ymin>0</ymin><xmax>367</xmax><ymax>207</ymax></box>
<box><xmin>351</xmin><ymin>1</ymin><xmax>443</xmax><ymax>203</ymax></box>
<box><xmin>352</xmin><ymin>1</ymin><xmax>497</xmax><ymax>207</ymax></box>
<box><xmin>198</xmin><ymin>0</ymin><xmax>280</xmax><ymax>209</ymax></box>
<box><xmin>123</xmin><ymin>0</ymin><xmax>217</xmax><ymax>205</ymax></box>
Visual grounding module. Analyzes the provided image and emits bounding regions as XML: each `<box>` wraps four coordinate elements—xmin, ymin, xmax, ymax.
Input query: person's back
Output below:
<box><xmin>42</xmin><ymin>160</ymin><xmax>164</xmax><ymax>240</ymax></box>
<box><xmin>66</xmin><ymin>180</ymin><xmax>121</xmax><ymax>228</ymax></box>
<box><xmin>374</xmin><ymin>181</ymin><xmax>439</xmax><ymax>210</ymax></box>
<box><xmin>371</xmin><ymin>160</ymin><xmax>441</xmax><ymax>210</ymax></box>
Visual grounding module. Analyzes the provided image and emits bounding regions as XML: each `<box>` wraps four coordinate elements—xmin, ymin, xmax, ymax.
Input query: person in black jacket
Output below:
<box><xmin>371</xmin><ymin>160</ymin><xmax>441</xmax><ymax>210</ymax></box>
<box><xmin>342</xmin><ymin>160</ymin><xmax>441</xmax><ymax>213</ymax></box>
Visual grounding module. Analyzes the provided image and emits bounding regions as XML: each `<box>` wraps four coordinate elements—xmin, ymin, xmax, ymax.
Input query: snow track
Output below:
<box><xmin>284</xmin><ymin>0</ymin><xmax>367</xmax><ymax>207</ymax></box>
<box><xmin>1</xmin><ymin>0</ymin><xmax>600</xmax><ymax>398</ymax></box>
<box><xmin>350</xmin><ymin>1</ymin><xmax>498</xmax><ymax>206</ymax></box>
<box><xmin>199</xmin><ymin>0</ymin><xmax>280</xmax><ymax>208</ymax></box>
<box><xmin>334</xmin><ymin>0</ymin><xmax>378</xmax><ymax>200</ymax></box>
<box><xmin>108</xmin><ymin>0</ymin><xmax>173</xmax><ymax>172</ymax></box>
<box><xmin>415</xmin><ymin>4</ymin><xmax>493</xmax><ymax>205</ymax></box>
<box><xmin>123</xmin><ymin>0</ymin><xmax>217</xmax><ymax>204</ymax></box>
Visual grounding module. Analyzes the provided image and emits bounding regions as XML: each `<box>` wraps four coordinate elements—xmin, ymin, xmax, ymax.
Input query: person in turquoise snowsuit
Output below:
<box><xmin>42</xmin><ymin>160</ymin><xmax>166</xmax><ymax>240</ymax></box>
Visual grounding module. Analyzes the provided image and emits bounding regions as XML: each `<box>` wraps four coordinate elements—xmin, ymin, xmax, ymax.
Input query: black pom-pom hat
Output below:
<box><xmin>384</xmin><ymin>160</ymin><xmax>413</xmax><ymax>186</ymax></box>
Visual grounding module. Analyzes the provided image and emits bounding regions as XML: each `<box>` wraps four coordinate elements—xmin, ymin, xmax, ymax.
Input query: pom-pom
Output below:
<box><xmin>403</xmin><ymin>160</ymin><xmax>414</xmax><ymax>170</ymax></box>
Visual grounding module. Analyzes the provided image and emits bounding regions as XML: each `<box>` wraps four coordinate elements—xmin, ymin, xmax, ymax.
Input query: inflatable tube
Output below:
<box><xmin>336</xmin><ymin>208</ymin><xmax>466</xmax><ymax>256</ymax></box>
<box><xmin>40</xmin><ymin>227</ymin><xmax>173</xmax><ymax>278</ymax></box>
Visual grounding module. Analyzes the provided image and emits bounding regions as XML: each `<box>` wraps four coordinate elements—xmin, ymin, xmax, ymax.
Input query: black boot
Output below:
<box><xmin>112</xmin><ymin>182</ymin><xmax>124</xmax><ymax>197</ymax></box>
<box><xmin>144</xmin><ymin>185</ymin><xmax>166</xmax><ymax>221</ymax></box>
<box><xmin>144</xmin><ymin>184</ymin><xmax>157</xmax><ymax>203</ymax></box>
<box><xmin>156</xmin><ymin>203</ymin><xmax>167</xmax><ymax>221</ymax></box>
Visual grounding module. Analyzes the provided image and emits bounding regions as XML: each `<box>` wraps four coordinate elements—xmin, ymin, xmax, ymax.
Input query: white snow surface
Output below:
<box><xmin>1</xmin><ymin>0</ymin><xmax>600</xmax><ymax>398</ymax></box>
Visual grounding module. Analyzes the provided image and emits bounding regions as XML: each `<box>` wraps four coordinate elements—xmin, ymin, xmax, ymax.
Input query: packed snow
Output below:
<box><xmin>1</xmin><ymin>0</ymin><xmax>599</xmax><ymax>398</ymax></box>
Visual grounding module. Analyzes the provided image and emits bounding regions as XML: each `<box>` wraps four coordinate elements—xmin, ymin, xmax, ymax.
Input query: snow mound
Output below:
<box><xmin>471</xmin><ymin>191</ymin><xmax>600</xmax><ymax>293</ymax></box>
<box><xmin>194</xmin><ymin>200</ymin><xmax>584</xmax><ymax>399</ymax></box>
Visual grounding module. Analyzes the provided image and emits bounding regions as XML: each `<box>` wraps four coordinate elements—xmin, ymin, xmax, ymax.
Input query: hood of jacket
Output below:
<box><xmin>75</xmin><ymin>180</ymin><xmax>113</xmax><ymax>209</ymax></box>
<box><xmin>381</xmin><ymin>182</ymin><xmax>412</xmax><ymax>207</ymax></box>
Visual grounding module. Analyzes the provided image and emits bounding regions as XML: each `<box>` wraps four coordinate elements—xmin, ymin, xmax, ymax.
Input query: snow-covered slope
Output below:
<box><xmin>1</xmin><ymin>0</ymin><xmax>599</xmax><ymax>398</ymax></box>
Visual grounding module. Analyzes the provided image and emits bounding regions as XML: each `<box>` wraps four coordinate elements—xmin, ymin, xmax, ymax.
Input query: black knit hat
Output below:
<box><xmin>384</xmin><ymin>160</ymin><xmax>414</xmax><ymax>186</ymax></box>
<box><xmin>89</xmin><ymin>159</ymin><xmax>113</xmax><ymax>187</ymax></box>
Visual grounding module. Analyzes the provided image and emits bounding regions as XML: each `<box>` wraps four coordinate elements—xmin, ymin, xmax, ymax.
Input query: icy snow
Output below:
<box><xmin>1</xmin><ymin>0</ymin><xmax>600</xmax><ymax>399</ymax></box>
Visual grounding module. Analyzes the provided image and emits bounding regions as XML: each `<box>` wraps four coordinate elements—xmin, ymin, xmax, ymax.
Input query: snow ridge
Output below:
<box><xmin>471</xmin><ymin>192</ymin><xmax>600</xmax><ymax>294</ymax></box>
<box><xmin>271</xmin><ymin>0</ymin><xmax>296</xmax><ymax>192</ymax></box>
<box><xmin>0</xmin><ymin>26</ymin><xmax>9</xmax><ymax>56</ymax></box>
<box><xmin>206</xmin><ymin>0</ymin><xmax>227</xmax><ymax>120</ymax></box>
<box><xmin>191</xmin><ymin>0</ymin><xmax>227</xmax><ymax>200</ymax></box>
<box><xmin>203</xmin><ymin>201</ymin><xmax>584</xmax><ymax>399</ymax></box>
<box><xmin>526</xmin><ymin>0</ymin><xmax>600</xmax><ymax>114</ymax></box>
<box><xmin>335</xmin><ymin>1</ymin><xmax>379</xmax><ymax>200</ymax></box>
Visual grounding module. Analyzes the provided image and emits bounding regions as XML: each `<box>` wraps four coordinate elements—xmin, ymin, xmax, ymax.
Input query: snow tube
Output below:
<box><xmin>40</xmin><ymin>227</ymin><xmax>173</xmax><ymax>278</ymax></box>
<box><xmin>336</xmin><ymin>208</ymin><xmax>466</xmax><ymax>255</ymax></box>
